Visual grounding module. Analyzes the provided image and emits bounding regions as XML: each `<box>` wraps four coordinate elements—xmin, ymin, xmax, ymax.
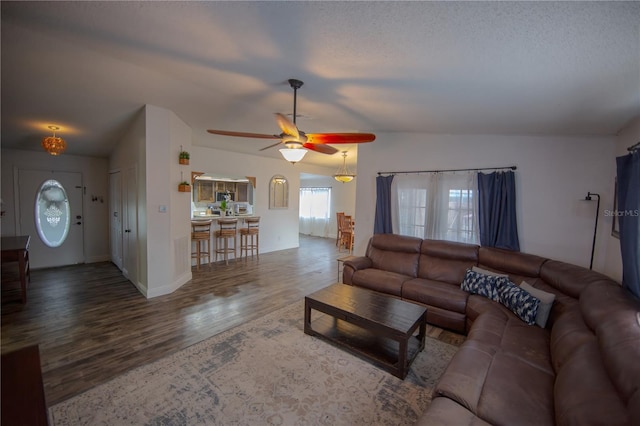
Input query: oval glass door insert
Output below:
<box><xmin>35</xmin><ymin>179</ymin><xmax>71</xmax><ymax>247</ymax></box>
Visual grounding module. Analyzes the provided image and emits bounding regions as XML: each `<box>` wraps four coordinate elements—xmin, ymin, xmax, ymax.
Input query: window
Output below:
<box><xmin>445</xmin><ymin>188</ymin><xmax>477</xmax><ymax>244</ymax></box>
<box><xmin>299</xmin><ymin>187</ymin><xmax>331</xmax><ymax>237</ymax></box>
<box><xmin>397</xmin><ymin>187</ymin><xmax>428</xmax><ymax>238</ymax></box>
<box><xmin>393</xmin><ymin>173</ymin><xmax>478</xmax><ymax>244</ymax></box>
<box><xmin>35</xmin><ymin>179</ymin><xmax>71</xmax><ymax>247</ymax></box>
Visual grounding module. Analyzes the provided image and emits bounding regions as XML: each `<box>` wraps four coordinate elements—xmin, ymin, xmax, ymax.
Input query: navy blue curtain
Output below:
<box><xmin>374</xmin><ymin>175</ymin><xmax>394</xmax><ymax>234</ymax></box>
<box><xmin>477</xmin><ymin>171</ymin><xmax>520</xmax><ymax>251</ymax></box>
<box><xmin>616</xmin><ymin>151</ymin><xmax>640</xmax><ymax>299</ymax></box>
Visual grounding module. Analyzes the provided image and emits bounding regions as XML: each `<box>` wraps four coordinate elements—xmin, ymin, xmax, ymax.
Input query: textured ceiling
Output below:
<box><xmin>2</xmin><ymin>1</ymin><xmax>639</xmax><ymax>168</ymax></box>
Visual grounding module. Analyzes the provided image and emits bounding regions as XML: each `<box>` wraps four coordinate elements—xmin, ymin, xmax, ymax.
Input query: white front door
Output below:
<box><xmin>109</xmin><ymin>171</ymin><xmax>123</xmax><ymax>270</ymax></box>
<box><xmin>122</xmin><ymin>166</ymin><xmax>138</xmax><ymax>284</ymax></box>
<box><xmin>17</xmin><ymin>169</ymin><xmax>84</xmax><ymax>269</ymax></box>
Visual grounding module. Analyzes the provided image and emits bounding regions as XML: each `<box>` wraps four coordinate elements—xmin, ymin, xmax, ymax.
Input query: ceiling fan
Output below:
<box><xmin>207</xmin><ymin>79</ymin><xmax>376</xmax><ymax>163</ymax></box>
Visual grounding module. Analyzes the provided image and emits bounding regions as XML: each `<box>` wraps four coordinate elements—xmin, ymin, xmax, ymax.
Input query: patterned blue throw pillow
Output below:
<box><xmin>496</xmin><ymin>280</ymin><xmax>541</xmax><ymax>325</ymax></box>
<box><xmin>460</xmin><ymin>269</ymin><xmax>508</xmax><ymax>302</ymax></box>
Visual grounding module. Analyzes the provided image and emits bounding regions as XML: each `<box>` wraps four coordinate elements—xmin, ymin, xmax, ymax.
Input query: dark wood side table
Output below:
<box><xmin>1</xmin><ymin>344</ymin><xmax>49</xmax><ymax>425</ymax></box>
<box><xmin>1</xmin><ymin>235</ymin><xmax>31</xmax><ymax>303</ymax></box>
<box><xmin>305</xmin><ymin>283</ymin><xmax>427</xmax><ymax>379</ymax></box>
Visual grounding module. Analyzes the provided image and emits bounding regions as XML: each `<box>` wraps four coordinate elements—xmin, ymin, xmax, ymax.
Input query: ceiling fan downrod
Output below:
<box><xmin>288</xmin><ymin>79</ymin><xmax>303</xmax><ymax>125</ymax></box>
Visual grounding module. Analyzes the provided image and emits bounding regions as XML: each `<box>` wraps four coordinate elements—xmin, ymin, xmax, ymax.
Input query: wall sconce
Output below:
<box><xmin>584</xmin><ymin>192</ymin><xmax>600</xmax><ymax>270</ymax></box>
<box><xmin>42</xmin><ymin>126</ymin><xmax>67</xmax><ymax>156</ymax></box>
<box><xmin>333</xmin><ymin>151</ymin><xmax>356</xmax><ymax>183</ymax></box>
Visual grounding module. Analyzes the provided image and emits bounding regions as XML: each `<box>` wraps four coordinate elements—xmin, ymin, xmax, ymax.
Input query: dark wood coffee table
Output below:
<box><xmin>304</xmin><ymin>283</ymin><xmax>427</xmax><ymax>379</ymax></box>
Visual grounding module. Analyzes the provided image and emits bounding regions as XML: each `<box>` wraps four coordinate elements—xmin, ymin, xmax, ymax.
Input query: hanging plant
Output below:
<box><xmin>179</xmin><ymin>145</ymin><xmax>190</xmax><ymax>164</ymax></box>
<box><xmin>179</xmin><ymin>151</ymin><xmax>190</xmax><ymax>164</ymax></box>
<box><xmin>178</xmin><ymin>181</ymin><xmax>191</xmax><ymax>192</ymax></box>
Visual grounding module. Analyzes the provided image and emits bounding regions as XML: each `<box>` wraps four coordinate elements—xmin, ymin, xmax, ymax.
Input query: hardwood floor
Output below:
<box><xmin>1</xmin><ymin>235</ymin><xmax>464</xmax><ymax>407</ymax></box>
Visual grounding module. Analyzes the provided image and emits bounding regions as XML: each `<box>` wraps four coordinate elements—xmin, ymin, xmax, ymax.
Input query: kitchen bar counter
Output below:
<box><xmin>190</xmin><ymin>215</ymin><xmax>258</xmax><ymax>265</ymax></box>
<box><xmin>191</xmin><ymin>214</ymin><xmax>256</xmax><ymax>220</ymax></box>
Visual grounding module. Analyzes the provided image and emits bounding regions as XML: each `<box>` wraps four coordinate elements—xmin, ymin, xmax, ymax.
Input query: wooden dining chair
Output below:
<box><xmin>336</xmin><ymin>212</ymin><xmax>345</xmax><ymax>247</ymax></box>
<box><xmin>339</xmin><ymin>215</ymin><xmax>354</xmax><ymax>254</ymax></box>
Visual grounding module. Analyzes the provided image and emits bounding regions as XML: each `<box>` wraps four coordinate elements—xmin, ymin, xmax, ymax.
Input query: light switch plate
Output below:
<box><xmin>159</xmin><ymin>205</ymin><xmax>167</xmax><ymax>213</ymax></box>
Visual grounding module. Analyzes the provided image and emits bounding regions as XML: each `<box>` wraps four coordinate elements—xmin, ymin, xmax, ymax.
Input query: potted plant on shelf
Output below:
<box><xmin>179</xmin><ymin>150</ymin><xmax>190</xmax><ymax>165</ymax></box>
<box><xmin>178</xmin><ymin>181</ymin><xmax>191</xmax><ymax>192</ymax></box>
<box><xmin>219</xmin><ymin>191</ymin><xmax>232</xmax><ymax>216</ymax></box>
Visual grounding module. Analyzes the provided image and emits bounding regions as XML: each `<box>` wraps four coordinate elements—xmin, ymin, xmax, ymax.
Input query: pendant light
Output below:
<box><xmin>333</xmin><ymin>151</ymin><xmax>356</xmax><ymax>183</ymax></box>
<box><xmin>42</xmin><ymin>126</ymin><xmax>67</xmax><ymax>156</ymax></box>
<box><xmin>279</xmin><ymin>140</ymin><xmax>307</xmax><ymax>164</ymax></box>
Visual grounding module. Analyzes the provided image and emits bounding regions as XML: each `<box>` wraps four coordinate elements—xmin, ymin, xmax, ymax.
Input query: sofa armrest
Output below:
<box><xmin>343</xmin><ymin>257</ymin><xmax>372</xmax><ymax>284</ymax></box>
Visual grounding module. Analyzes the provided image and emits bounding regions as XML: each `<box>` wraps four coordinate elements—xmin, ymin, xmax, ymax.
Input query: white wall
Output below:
<box><xmin>144</xmin><ymin>106</ymin><xmax>193</xmax><ymax>297</ymax></box>
<box><xmin>109</xmin><ymin>108</ymin><xmax>146</xmax><ymax>293</ymax></box>
<box><xmin>190</xmin><ymin>146</ymin><xmax>337</xmax><ymax>253</ymax></box>
<box><xmin>109</xmin><ymin>105</ymin><xmax>193</xmax><ymax>298</ymax></box>
<box><xmin>603</xmin><ymin>115</ymin><xmax>640</xmax><ymax>282</ymax></box>
<box><xmin>301</xmin><ymin>174</ymin><xmax>357</xmax><ymax>240</ymax></box>
<box><xmin>1</xmin><ymin>148</ymin><xmax>110</xmax><ymax>263</ymax></box>
<box><xmin>355</xmin><ymin>133</ymin><xmax>617</xmax><ymax>273</ymax></box>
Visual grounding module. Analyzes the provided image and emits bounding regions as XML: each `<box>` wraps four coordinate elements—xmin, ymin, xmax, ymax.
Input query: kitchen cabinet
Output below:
<box><xmin>195</xmin><ymin>181</ymin><xmax>214</xmax><ymax>202</ymax></box>
<box><xmin>192</xmin><ymin>176</ymin><xmax>254</xmax><ymax>206</ymax></box>
<box><xmin>215</xmin><ymin>181</ymin><xmax>236</xmax><ymax>193</ymax></box>
<box><xmin>237</xmin><ymin>183</ymin><xmax>249</xmax><ymax>202</ymax></box>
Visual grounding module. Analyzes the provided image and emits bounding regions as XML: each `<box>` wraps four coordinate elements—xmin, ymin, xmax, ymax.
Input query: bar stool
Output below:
<box><xmin>191</xmin><ymin>220</ymin><xmax>212</xmax><ymax>271</ymax></box>
<box><xmin>215</xmin><ymin>218</ymin><xmax>238</xmax><ymax>265</ymax></box>
<box><xmin>240</xmin><ymin>216</ymin><xmax>260</xmax><ymax>259</ymax></box>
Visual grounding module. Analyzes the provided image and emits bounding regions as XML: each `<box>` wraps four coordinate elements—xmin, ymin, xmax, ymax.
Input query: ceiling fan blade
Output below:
<box><xmin>207</xmin><ymin>129</ymin><xmax>280</xmax><ymax>139</ymax></box>
<box><xmin>303</xmin><ymin>143</ymin><xmax>339</xmax><ymax>155</ymax></box>
<box><xmin>274</xmin><ymin>113</ymin><xmax>300</xmax><ymax>139</ymax></box>
<box><xmin>306</xmin><ymin>133</ymin><xmax>376</xmax><ymax>144</ymax></box>
<box><xmin>259</xmin><ymin>140</ymin><xmax>285</xmax><ymax>151</ymax></box>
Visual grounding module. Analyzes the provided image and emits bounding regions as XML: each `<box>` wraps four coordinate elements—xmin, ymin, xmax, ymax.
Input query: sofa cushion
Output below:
<box><xmin>468</xmin><ymin>309</ymin><xmax>553</xmax><ymax>375</ymax></box>
<box><xmin>520</xmin><ymin>280</ymin><xmax>555</xmax><ymax>328</ymax></box>
<box><xmin>550</xmin><ymin>306</ymin><xmax>595</xmax><ymax>372</ymax></box>
<box><xmin>472</xmin><ymin>265</ymin><xmax>508</xmax><ymax>277</ymax></box>
<box><xmin>478</xmin><ymin>246</ymin><xmax>547</xmax><ymax>278</ymax></box>
<box><xmin>416</xmin><ymin>397</ymin><xmax>492</xmax><ymax>426</ymax></box>
<box><xmin>460</xmin><ymin>269</ymin><xmax>507</xmax><ymax>301</ymax></box>
<box><xmin>350</xmin><ymin>268</ymin><xmax>409</xmax><ymax>297</ymax></box>
<box><xmin>539</xmin><ymin>259</ymin><xmax>612</xmax><ymax>299</ymax></box>
<box><xmin>465</xmin><ymin>294</ymin><xmax>514</xmax><ymax>325</ymax></box>
<box><xmin>496</xmin><ymin>280</ymin><xmax>540</xmax><ymax>325</ymax></box>
<box><xmin>424</xmin><ymin>306</ymin><xmax>467</xmax><ymax>334</ymax></box>
<box><xmin>554</xmin><ymin>340</ymin><xmax>630</xmax><ymax>426</ymax></box>
<box><xmin>402</xmin><ymin>278</ymin><xmax>468</xmax><ymax>314</ymax></box>
<box><xmin>435</xmin><ymin>339</ymin><xmax>555</xmax><ymax>426</ymax></box>
<box><xmin>531</xmin><ymin>280</ymin><xmax>578</xmax><ymax>328</ymax></box>
<box><xmin>434</xmin><ymin>340</ymin><xmax>495</xmax><ymax>414</ymax></box>
<box><xmin>418</xmin><ymin>239</ymin><xmax>479</xmax><ymax>284</ymax></box>
<box><xmin>580</xmin><ymin>282</ymin><xmax>640</xmax><ymax>412</ymax></box>
<box><xmin>366</xmin><ymin>234</ymin><xmax>421</xmax><ymax>278</ymax></box>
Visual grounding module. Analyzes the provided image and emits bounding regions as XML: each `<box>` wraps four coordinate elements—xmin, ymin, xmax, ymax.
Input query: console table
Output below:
<box><xmin>1</xmin><ymin>235</ymin><xmax>31</xmax><ymax>303</ymax></box>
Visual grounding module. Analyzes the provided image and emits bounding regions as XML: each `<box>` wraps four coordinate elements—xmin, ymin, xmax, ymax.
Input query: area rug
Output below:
<box><xmin>49</xmin><ymin>301</ymin><xmax>458</xmax><ymax>425</ymax></box>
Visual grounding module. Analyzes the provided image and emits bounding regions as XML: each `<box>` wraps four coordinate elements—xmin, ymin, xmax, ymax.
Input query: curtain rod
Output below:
<box><xmin>377</xmin><ymin>165</ymin><xmax>517</xmax><ymax>176</ymax></box>
<box><xmin>628</xmin><ymin>141</ymin><xmax>640</xmax><ymax>152</ymax></box>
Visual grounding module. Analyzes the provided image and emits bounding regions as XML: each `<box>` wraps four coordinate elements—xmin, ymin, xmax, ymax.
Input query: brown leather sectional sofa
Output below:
<box><xmin>343</xmin><ymin>233</ymin><xmax>640</xmax><ymax>425</ymax></box>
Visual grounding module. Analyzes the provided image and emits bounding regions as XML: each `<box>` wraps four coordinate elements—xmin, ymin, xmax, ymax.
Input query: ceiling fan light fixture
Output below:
<box><xmin>279</xmin><ymin>147</ymin><xmax>307</xmax><ymax>164</ymax></box>
<box><xmin>42</xmin><ymin>126</ymin><xmax>67</xmax><ymax>156</ymax></box>
<box><xmin>333</xmin><ymin>151</ymin><xmax>356</xmax><ymax>183</ymax></box>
